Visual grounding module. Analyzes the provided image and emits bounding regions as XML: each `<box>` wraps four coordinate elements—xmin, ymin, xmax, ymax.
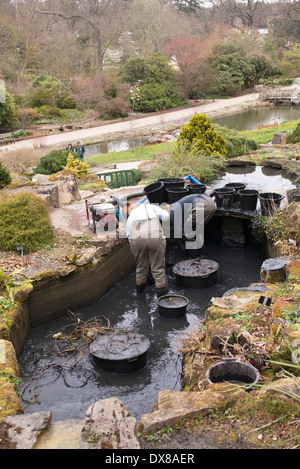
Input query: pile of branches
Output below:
<box><xmin>179</xmin><ymin>326</ymin><xmax>273</xmax><ymax>373</ymax></box>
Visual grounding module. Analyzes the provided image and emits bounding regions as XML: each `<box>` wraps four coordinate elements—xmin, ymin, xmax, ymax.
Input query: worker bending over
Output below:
<box><xmin>170</xmin><ymin>193</ymin><xmax>216</xmax><ymax>250</ymax></box>
<box><xmin>126</xmin><ymin>203</ymin><xmax>169</xmax><ymax>297</ymax></box>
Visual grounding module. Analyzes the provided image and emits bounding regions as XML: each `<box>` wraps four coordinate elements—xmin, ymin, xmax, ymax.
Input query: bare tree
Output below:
<box><xmin>208</xmin><ymin>0</ymin><xmax>260</xmax><ymax>27</ymax></box>
<box><xmin>36</xmin><ymin>0</ymin><xmax>134</xmax><ymax>72</ymax></box>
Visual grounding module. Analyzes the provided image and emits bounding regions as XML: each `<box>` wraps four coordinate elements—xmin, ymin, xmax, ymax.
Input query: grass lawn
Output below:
<box><xmin>86</xmin><ymin>141</ymin><xmax>176</xmax><ymax>166</ymax></box>
<box><xmin>240</xmin><ymin>119</ymin><xmax>300</xmax><ymax>144</ymax></box>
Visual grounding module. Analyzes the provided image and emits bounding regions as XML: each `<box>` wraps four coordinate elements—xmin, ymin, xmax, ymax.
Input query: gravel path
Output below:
<box><xmin>0</xmin><ymin>94</ymin><xmax>259</xmax><ymax>153</ymax></box>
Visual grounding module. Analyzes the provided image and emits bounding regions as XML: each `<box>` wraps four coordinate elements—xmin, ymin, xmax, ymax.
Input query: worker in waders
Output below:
<box><xmin>170</xmin><ymin>192</ymin><xmax>216</xmax><ymax>251</ymax></box>
<box><xmin>126</xmin><ymin>203</ymin><xmax>169</xmax><ymax>297</ymax></box>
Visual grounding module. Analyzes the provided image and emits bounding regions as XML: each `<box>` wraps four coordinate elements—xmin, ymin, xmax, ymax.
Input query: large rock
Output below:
<box><xmin>0</xmin><ymin>339</ymin><xmax>19</xmax><ymax>376</ymax></box>
<box><xmin>2</xmin><ymin>412</ymin><xmax>51</xmax><ymax>449</ymax></box>
<box><xmin>258</xmin><ymin>377</ymin><xmax>300</xmax><ymax>407</ymax></box>
<box><xmin>139</xmin><ymin>389</ymin><xmax>228</xmax><ymax>435</ymax></box>
<box><xmin>260</xmin><ymin>257</ymin><xmax>295</xmax><ymax>283</ymax></box>
<box><xmin>272</xmin><ymin>133</ymin><xmax>287</xmax><ymax>145</ymax></box>
<box><xmin>35</xmin><ymin>172</ymin><xmax>81</xmax><ymax>208</ymax></box>
<box><xmin>80</xmin><ymin>398</ymin><xmax>140</xmax><ymax>449</ymax></box>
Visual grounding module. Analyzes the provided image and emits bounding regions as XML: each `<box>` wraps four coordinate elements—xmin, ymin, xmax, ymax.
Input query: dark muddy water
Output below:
<box><xmin>18</xmin><ymin>241</ymin><xmax>265</xmax><ymax>422</ymax></box>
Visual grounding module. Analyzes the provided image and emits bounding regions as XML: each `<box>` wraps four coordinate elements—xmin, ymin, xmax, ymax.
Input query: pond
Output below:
<box><xmin>212</xmin><ymin>104</ymin><xmax>300</xmax><ymax>131</ymax></box>
<box><xmin>84</xmin><ymin>135</ymin><xmax>150</xmax><ymax>158</ymax></box>
<box><xmin>212</xmin><ymin>165</ymin><xmax>297</xmax><ymax>192</ymax></box>
<box><xmin>18</xmin><ymin>241</ymin><xmax>265</xmax><ymax>422</ymax></box>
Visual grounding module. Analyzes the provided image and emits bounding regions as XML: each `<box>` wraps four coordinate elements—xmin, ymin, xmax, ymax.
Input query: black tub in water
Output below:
<box><xmin>90</xmin><ymin>331</ymin><xmax>151</xmax><ymax>374</ymax></box>
<box><xmin>206</xmin><ymin>358</ymin><xmax>260</xmax><ymax>388</ymax></box>
<box><xmin>172</xmin><ymin>258</ymin><xmax>219</xmax><ymax>288</ymax></box>
<box><xmin>157</xmin><ymin>294</ymin><xmax>189</xmax><ymax>319</ymax></box>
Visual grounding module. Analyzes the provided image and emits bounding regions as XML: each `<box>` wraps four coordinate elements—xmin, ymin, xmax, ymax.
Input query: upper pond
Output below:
<box><xmin>212</xmin><ymin>104</ymin><xmax>300</xmax><ymax>131</ymax></box>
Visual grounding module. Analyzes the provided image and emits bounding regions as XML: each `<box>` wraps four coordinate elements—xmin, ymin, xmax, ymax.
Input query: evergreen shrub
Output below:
<box><xmin>0</xmin><ymin>191</ymin><xmax>54</xmax><ymax>253</ymax></box>
<box><xmin>0</xmin><ymin>162</ymin><xmax>12</xmax><ymax>189</ymax></box>
<box><xmin>33</xmin><ymin>150</ymin><xmax>70</xmax><ymax>175</ymax></box>
<box><xmin>177</xmin><ymin>114</ymin><xmax>227</xmax><ymax>156</ymax></box>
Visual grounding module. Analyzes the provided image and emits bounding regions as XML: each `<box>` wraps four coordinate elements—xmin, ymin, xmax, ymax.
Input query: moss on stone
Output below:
<box><xmin>0</xmin><ymin>376</ymin><xmax>23</xmax><ymax>419</ymax></box>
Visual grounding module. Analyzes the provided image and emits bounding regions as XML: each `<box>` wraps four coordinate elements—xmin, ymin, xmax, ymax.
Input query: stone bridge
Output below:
<box><xmin>259</xmin><ymin>86</ymin><xmax>300</xmax><ymax>105</ymax></box>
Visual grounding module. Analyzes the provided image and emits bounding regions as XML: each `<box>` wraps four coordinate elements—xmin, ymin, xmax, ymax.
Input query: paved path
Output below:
<box><xmin>0</xmin><ymin>93</ymin><xmax>259</xmax><ymax>153</ymax></box>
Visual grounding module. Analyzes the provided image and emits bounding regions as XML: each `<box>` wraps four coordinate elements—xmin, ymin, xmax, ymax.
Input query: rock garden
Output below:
<box><xmin>0</xmin><ymin>113</ymin><xmax>299</xmax><ymax>450</ymax></box>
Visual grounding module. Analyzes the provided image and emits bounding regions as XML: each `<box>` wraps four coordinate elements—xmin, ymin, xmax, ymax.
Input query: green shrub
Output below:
<box><xmin>0</xmin><ymin>162</ymin><xmax>12</xmax><ymax>189</ymax></box>
<box><xmin>33</xmin><ymin>150</ymin><xmax>70</xmax><ymax>175</ymax></box>
<box><xmin>213</xmin><ymin>124</ymin><xmax>259</xmax><ymax>156</ymax></box>
<box><xmin>177</xmin><ymin>114</ymin><xmax>227</xmax><ymax>156</ymax></box>
<box><xmin>133</xmin><ymin>82</ymin><xmax>185</xmax><ymax>113</ymax></box>
<box><xmin>287</xmin><ymin>123</ymin><xmax>300</xmax><ymax>143</ymax></box>
<box><xmin>38</xmin><ymin>105</ymin><xmax>63</xmax><ymax>119</ymax></box>
<box><xmin>28</xmin><ymin>88</ymin><xmax>53</xmax><ymax>108</ymax></box>
<box><xmin>0</xmin><ymin>90</ymin><xmax>19</xmax><ymax>130</ymax></box>
<box><xmin>0</xmin><ymin>191</ymin><xmax>54</xmax><ymax>253</ymax></box>
<box><xmin>149</xmin><ymin>143</ymin><xmax>226</xmax><ymax>183</ymax></box>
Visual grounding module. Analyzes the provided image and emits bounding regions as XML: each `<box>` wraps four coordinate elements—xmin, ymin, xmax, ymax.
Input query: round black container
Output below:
<box><xmin>143</xmin><ymin>181</ymin><xmax>165</xmax><ymax>204</ymax></box>
<box><xmin>210</xmin><ymin>187</ymin><xmax>235</xmax><ymax>208</ymax></box>
<box><xmin>258</xmin><ymin>192</ymin><xmax>284</xmax><ymax>216</ymax></box>
<box><xmin>157</xmin><ymin>294</ymin><xmax>189</xmax><ymax>319</ymax></box>
<box><xmin>172</xmin><ymin>258</ymin><xmax>219</xmax><ymax>288</ymax></box>
<box><xmin>90</xmin><ymin>331</ymin><xmax>151</xmax><ymax>374</ymax></box>
<box><xmin>186</xmin><ymin>183</ymin><xmax>206</xmax><ymax>194</ymax></box>
<box><xmin>157</xmin><ymin>177</ymin><xmax>186</xmax><ymax>202</ymax></box>
<box><xmin>238</xmin><ymin>189</ymin><xmax>259</xmax><ymax>211</ymax></box>
<box><xmin>166</xmin><ymin>187</ymin><xmax>189</xmax><ymax>204</ymax></box>
<box><xmin>224</xmin><ymin>182</ymin><xmax>246</xmax><ymax>202</ymax></box>
<box><xmin>206</xmin><ymin>358</ymin><xmax>260</xmax><ymax>389</ymax></box>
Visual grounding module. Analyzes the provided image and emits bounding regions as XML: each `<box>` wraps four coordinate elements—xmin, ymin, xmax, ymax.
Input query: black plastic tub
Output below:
<box><xmin>238</xmin><ymin>189</ymin><xmax>259</xmax><ymax>211</ymax></box>
<box><xmin>90</xmin><ymin>331</ymin><xmax>151</xmax><ymax>374</ymax></box>
<box><xmin>258</xmin><ymin>192</ymin><xmax>284</xmax><ymax>216</ymax></box>
<box><xmin>186</xmin><ymin>183</ymin><xmax>206</xmax><ymax>194</ymax></box>
<box><xmin>157</xmin><ymin>294</ymin><xmax>189</xmax><ymax>319</ymax></box>
<box><xmin>143</xmin><ymin>181</ymin><xmax>165</xmax><ymax>204</ymax></box>
<box><xmin>206</xmin><ymin>358</ymin><xmax>260</xmax><ymax>389</ymax></box>
<box><xmin>172</xmin><ymin>259</ymin><xmax>219</xmax><ymax>288</ymax></box>
<box><xmin>224</xmin><ymin>182</ymin><xmax>246</xmax><ymax>201</ymax></box>
<box><xmin>210</xmin><ymin>187</ymin><xmax>235</xmax><ymax>208</ymax></box>
<box><xmin>166</xmin><ymin>187</ymin><xmax>189</xmax><ymax>204</ymax></box>
<box><xmin>157</xmin><ymin>177</ymin><xmax>186</xmax><ymax>202</ymax></box>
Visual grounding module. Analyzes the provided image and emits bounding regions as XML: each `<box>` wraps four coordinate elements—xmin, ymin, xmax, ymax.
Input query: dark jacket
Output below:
<box><xmin>75</xmin><ymin>145</ymin><xmax>85</xmax><ymax>160</ymax></box>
